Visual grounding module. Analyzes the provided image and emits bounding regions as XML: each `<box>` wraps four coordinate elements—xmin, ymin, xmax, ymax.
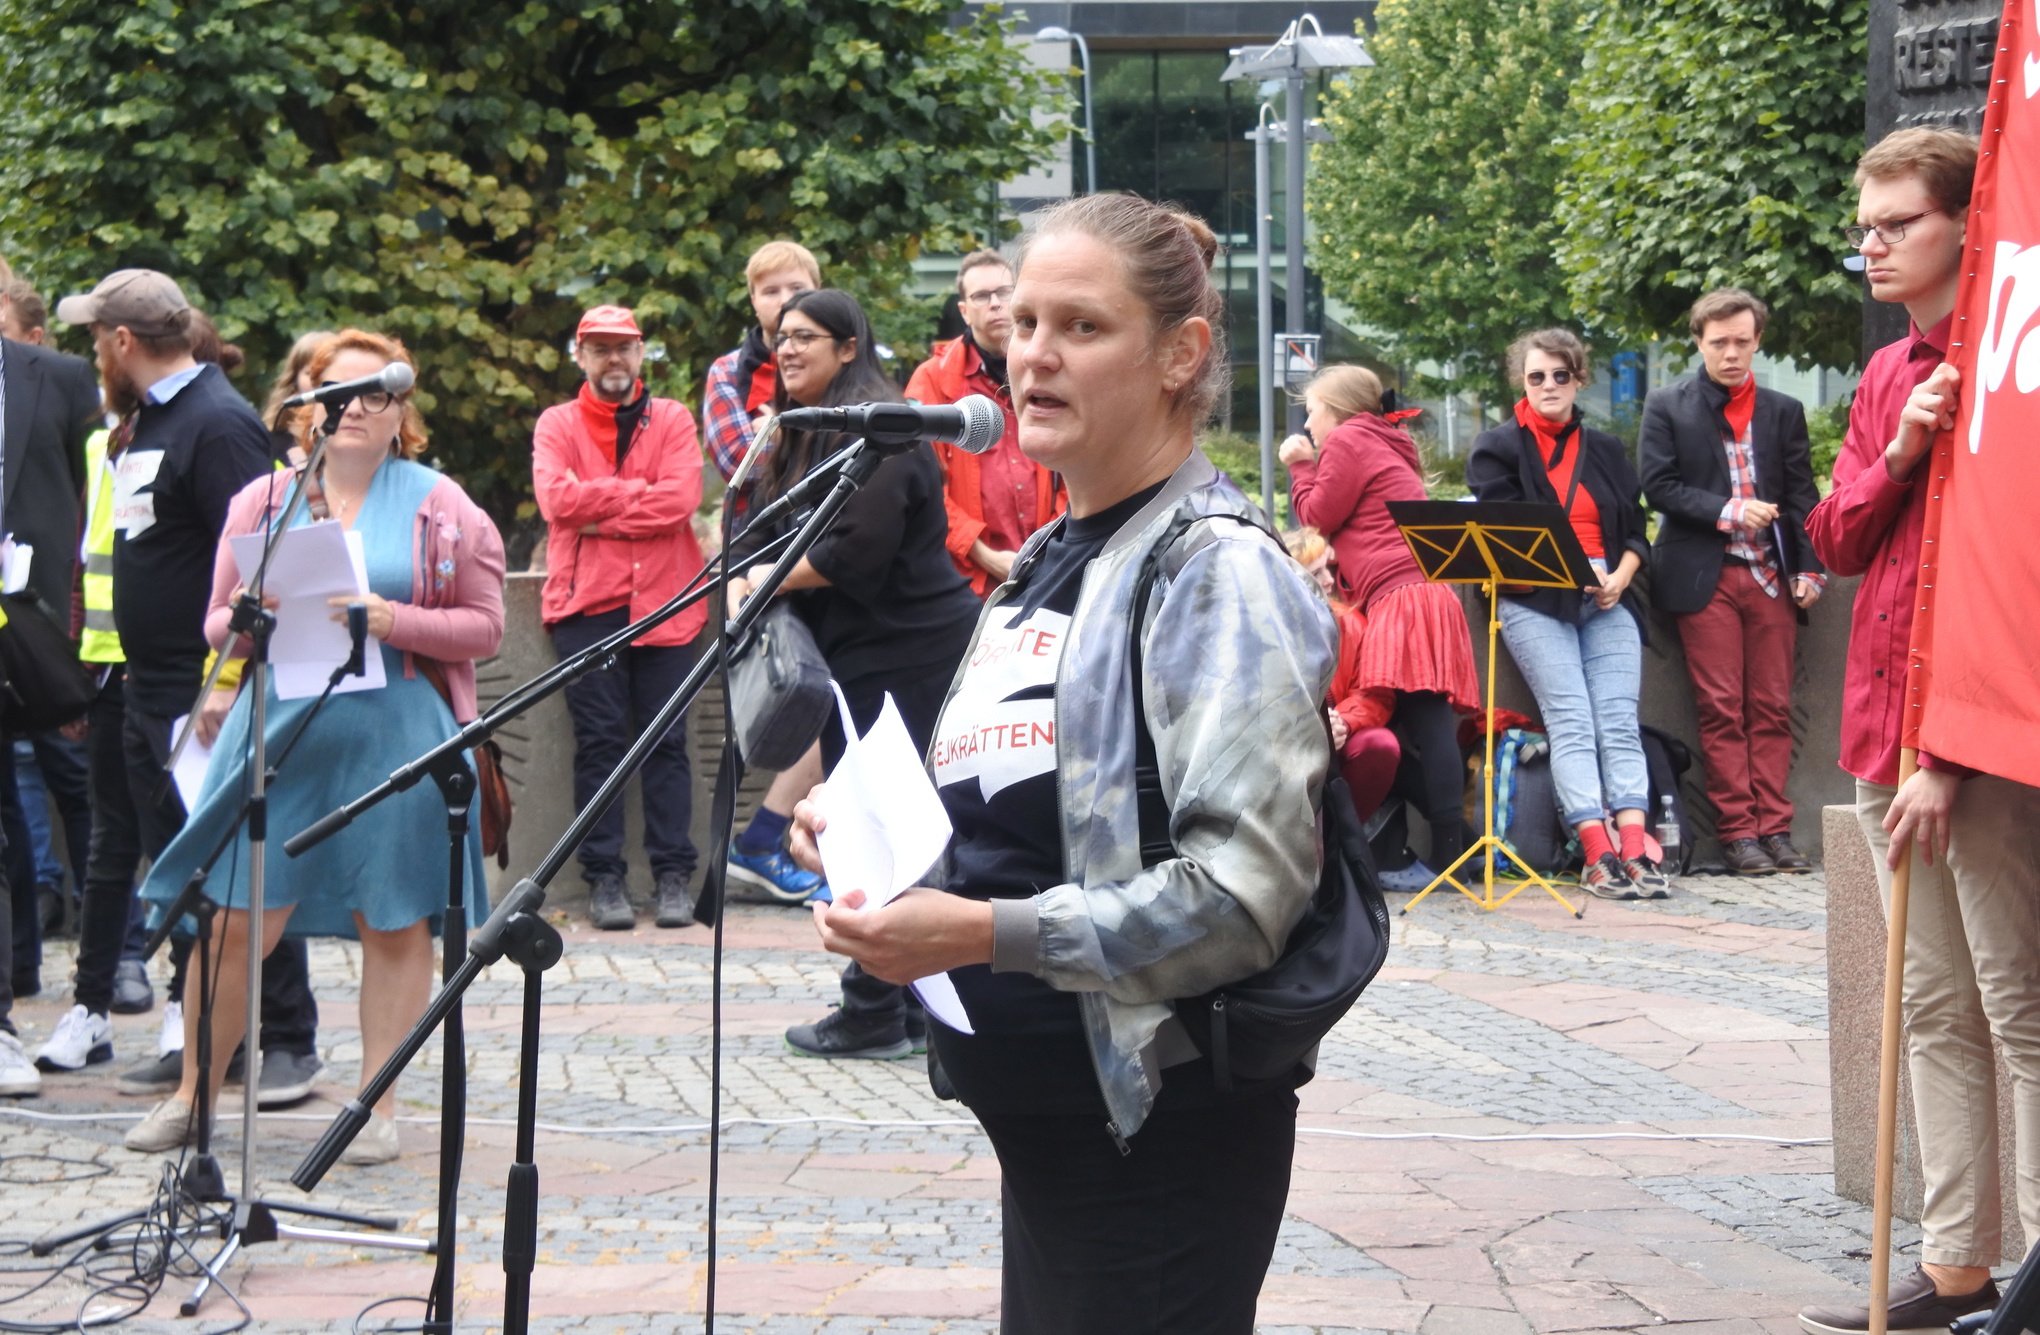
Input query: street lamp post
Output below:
<box><xmin>1034</xmin><ymin>26</ymin><xmax>1094</xmax><ymax>195</ymax></box>
<box><xmin>1248</xmin><ymin>105</ymin><xmax>1278</xmax><ymax>521</ymax></box>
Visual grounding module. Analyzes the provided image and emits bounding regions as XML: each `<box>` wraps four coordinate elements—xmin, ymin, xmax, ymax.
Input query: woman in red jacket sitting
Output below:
<box><xmin>1285</xmin><ymin>528</ymin><xmax>1399</xmax><ymax>824</ymax></box>
<box><xmin>1281</xmin><ymin>366</ymin><xmax>1480</xmax><ymax>889</ymax></box>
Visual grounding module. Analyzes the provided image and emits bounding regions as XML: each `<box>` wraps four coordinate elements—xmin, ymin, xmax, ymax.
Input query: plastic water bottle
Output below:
<box><xmin>1658</xmin><ymin>794</ymin><xmax>1680</xmax><ymax>864</ymax></box>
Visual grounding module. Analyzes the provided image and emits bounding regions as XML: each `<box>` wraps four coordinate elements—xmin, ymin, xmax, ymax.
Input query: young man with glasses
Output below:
<box><xmin>905</xmin><ymin>250</ymin><xmax>1062</xmax><ymax>597</ymax></box>
<box><xmin>534</xmin><ymin>305</ymin><xmax>708</xmax><ymax>930</ymax></box>
<box><xmin>1797</xmin><ymin>127</ymin><xmax>2040</xmax><ymax>1335</ymax></box>
<box><xmin>1639</xmin><ymin>288</ymin><xmax>1825</xmax><ymax>877</ymax></box>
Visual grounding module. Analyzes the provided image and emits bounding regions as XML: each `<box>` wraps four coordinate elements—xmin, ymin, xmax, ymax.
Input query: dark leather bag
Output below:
<box><xmin>1128</xmin><ymin>513</ymin><xmax>1392</xmax><ymax>1091</ymax></box>
<box><xmin>728</xmin><ymin>601</ymin><xmax>833</xmax><ymax>772</ymax></box>
<box><xmin>0</xmin><ymin>591</ymin><xmax>96</xmax><ymax>734</ymax></box>
<box><xmin>416</xmin><ymin>655</ymin><xmax>512</xmax><ymax>868</ymax></box>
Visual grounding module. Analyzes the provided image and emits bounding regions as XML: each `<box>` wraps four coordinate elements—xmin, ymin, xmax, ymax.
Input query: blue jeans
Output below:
<box><xmin>1499</xmin><ymin>595</ymin><xmax>1649</xmax><ymax>828</ymax></box>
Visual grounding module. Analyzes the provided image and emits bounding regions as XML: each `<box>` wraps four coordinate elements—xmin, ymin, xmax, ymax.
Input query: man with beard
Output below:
<box><xmin>905</xmin><ymin>249</ymin><xmax>1061</xmax><ymax>598</ymax></box>
<box><xmin>534</xmin><ymin>305</ymin><xmax>707</xmax><ymax>930</ymax></box>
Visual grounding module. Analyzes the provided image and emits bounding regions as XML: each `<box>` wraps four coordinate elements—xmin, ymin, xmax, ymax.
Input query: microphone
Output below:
<box><xmin>777</xmin><ymin>394</ymin><xmax>1005</xmax><ymax>454</ymax></box>
<box><xmin>281</xmin><ymin>361</ymin><xmax>416</xmax><ymax>409</ymax></box>
<box><xmin>343</xmin><ymin>602</ymin><xmax>368</xmax><ymax>678</ymax></box>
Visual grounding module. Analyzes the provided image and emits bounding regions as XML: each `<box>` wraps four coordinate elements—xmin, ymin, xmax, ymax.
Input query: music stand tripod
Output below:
<box><xmin>288</xmin><ymin>434</ymin><xmax>899</xmax><ymax>1334</ymax></box>
<box><xmin>1385</xmin><ymin>500</ymin><xmax>1593</xmax><ymax>918</ymax></box>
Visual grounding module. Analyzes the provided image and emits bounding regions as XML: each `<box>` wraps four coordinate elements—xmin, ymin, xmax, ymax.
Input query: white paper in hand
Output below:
<box><xmin>228</xmin><ymin>522</ymin><xmax>387</xmax><ymax>700</ymax></box>
<box><xmin>168</xmin><ymin>715</ymin><xmax>215</xmax><ymax>813</ymax></box>
<box><xmin>815</xmin><ymin>684</ymin><xmax>973</xmax><ymax>1034</ymax></box>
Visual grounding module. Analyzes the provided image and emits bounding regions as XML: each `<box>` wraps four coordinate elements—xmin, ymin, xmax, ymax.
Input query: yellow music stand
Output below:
<box><xmin>1383</xmin><ymin>500</ymin><xmax>1595</xmax><ymax>918</ymax></box>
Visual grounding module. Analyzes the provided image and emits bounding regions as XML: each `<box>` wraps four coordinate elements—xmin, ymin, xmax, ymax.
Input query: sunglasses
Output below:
<box><xmin>1525</xmin><ymin>369</ymin><xmax>1576</xmax><ymax>388</ymax></box>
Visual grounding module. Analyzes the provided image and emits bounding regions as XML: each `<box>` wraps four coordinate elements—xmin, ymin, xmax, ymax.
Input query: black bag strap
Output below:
<box><xmin>1129</xmin><ymin>510</ymin><xmax>1282</xmax><ymax>867</ymax></box>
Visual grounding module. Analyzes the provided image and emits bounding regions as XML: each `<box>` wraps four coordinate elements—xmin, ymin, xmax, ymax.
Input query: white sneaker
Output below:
<box><xmin>158</xmin><ymin>1000</ymin><xmax>185</xmax><ymax>1057</ymax></box>
<box><xmin>0</xmin><ymin>1032</ymin><xmax>40</xmax><ymax>1096</ymax></box>
<box><xmin>34</xmin><ymin>1005</ymin><xmax>113</xmax><ymax>1072</ymax></box>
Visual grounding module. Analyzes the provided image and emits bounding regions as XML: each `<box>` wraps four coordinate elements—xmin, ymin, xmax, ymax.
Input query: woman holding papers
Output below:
<box><xmin>127</xmin><ymin>330</ymin><xmax>505</xmax><ymax>1164</ymax></box>
<box><xmin>1466</xmin><ymin>329</ymin><xmax>1662</xmax><ymax>901</ymax></box>
<box><xmin>1279</xmin><ymin>364</ymin><xmax>1481</xmax><ymax>890</ymax></box>
<box><xmin>792</xmin><ymin>195</ymin><xmax>1338</xmax><ymax>1335</ymax></box>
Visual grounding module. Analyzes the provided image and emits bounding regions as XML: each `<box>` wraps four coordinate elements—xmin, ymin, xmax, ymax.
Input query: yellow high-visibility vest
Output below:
<box><xmin>79</xmin><ymin>429</ymin><xmax>122</xmax><ymax>665</ymax></box>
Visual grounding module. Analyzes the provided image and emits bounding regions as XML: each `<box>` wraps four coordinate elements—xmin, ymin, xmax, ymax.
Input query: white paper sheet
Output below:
<box><xmin>228</xmin><ymin>523</ymin><xmax>386</xmax><ymax>700</ymax></box>
<box><xmin>1</xmin><ymin>540</ymin><xmax>33</xmax><ymax>596</ymax></box>
<box><xmin>815</xmin><ymin>684</ymin><xmax>973</xmax><ymax>1034</ymax></box>
<box><xmin>168</xmin><ymin>714</ymin><xmax>214</xmax><ymax>812</ymax></box>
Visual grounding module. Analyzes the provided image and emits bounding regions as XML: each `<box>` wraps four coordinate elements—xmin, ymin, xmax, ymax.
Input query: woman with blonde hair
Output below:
<box><xmin>127</xmin><ymin>329</ymin><xmax>506</xmax><ymax>1163</ymax></box>
<box><xmin>1280</xmin><ymin>364</ymin><xmax>1480</xmax><ymax>889</ymax></box>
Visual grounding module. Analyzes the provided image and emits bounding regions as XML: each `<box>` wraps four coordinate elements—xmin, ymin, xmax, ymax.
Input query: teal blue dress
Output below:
<box><xmin>141</xmin><ymin>456</ymin><xmax>490</xmax><ymax>939</ymax></box>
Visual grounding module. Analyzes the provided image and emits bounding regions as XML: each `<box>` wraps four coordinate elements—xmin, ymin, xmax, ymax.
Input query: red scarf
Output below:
<box><xmin>1723</xmin><ymin>373</ymin><xmax>1756</xmax><ymax>441</ymax></box>
<box><xmin>576</xmin><ymin>379</ymin><xmax>645</xmax><ymax>467</ymax></box>
<box><xmin>1515</xmin><ymin>398</ymin><xmax>1603</xmax><ymax>561</ymax></box>
<box><xmin>745</xmin><ymin>359</ymin><xmax>778</xmax><ymax>413</ymax></box>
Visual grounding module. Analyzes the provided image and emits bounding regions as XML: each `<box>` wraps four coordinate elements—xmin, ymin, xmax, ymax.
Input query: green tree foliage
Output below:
<box><xmin>1555</xmin><ymin>0</ymin><xmax>1867</xmax><ymax>370</ymax></box>
<box><xmin>1310</xmin><ymin>0</ymin><xmax>1585</xmax><ymax>392</ymax></box>
<box><xmin>0</xmin><ymin>0</ymin><xmax>1060</xmax><ymax>519</ymax></box>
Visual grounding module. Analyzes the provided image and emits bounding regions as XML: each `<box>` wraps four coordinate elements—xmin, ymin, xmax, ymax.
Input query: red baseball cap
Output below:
<box><xmin>576</xmin><ymin>305</ymin><xmax>641</xmax><ymax>339</ymax></box>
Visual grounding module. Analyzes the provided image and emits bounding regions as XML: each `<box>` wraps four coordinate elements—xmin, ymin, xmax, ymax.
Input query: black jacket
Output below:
<box><xmin>1467</xmin><ymin>413</ymin><xmax>1652</xmax><ymax>632</ymax></box>
<box><xmin>0</xmin><ymin>338</ymin><xmax>98</xmax><ymax>615</ymax></box>
<box><xmin>1638</xmin><ymin>375</ymin><xmax>1823</xmax><ymax>617</ymax></box>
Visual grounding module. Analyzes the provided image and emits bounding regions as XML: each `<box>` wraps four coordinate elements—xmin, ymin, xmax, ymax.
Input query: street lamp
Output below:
<box><xmin>1034</xmin><ymin>26</ymin><xmax>1094</xmax><ymax>195</ymax></box>
<box><xmin>1223</xmin><ymin>14</ymin><xmax>1372</xmax><ymax>438</ymax></box>
<box><xmin>1243</xmin><ymin>109</ymin><xmax>1331</xmax><ymax>521</ymax></box>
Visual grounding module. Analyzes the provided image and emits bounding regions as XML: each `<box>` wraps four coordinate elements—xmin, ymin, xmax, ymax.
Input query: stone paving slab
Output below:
<box><xmin>0</xmin><ymin>870</ymin><xmax>1936</xmax><ymax>1333</ymax></box>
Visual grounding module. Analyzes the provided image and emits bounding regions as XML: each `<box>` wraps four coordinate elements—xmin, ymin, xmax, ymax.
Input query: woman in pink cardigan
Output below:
<box><xmin>130</xmin><ymin>330</ymin><xmax>505</xmax><ymax>1165</ymax></box>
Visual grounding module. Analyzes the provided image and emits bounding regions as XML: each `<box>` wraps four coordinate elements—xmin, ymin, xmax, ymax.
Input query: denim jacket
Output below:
<box><xmin>937</xmin><ymin>451</ymin><xmax>1338</xmax><ymax>1136</ymax></box>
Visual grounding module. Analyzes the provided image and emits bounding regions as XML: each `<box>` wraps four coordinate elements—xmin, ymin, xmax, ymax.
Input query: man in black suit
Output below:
<box><xmin>1640</xmin><ymin>288</ymin><xmax>1825</xmax><ymax>877</ymax></box>
<box><xmin>0</xmin><ymin>269</ymin><xmax>99</xmax><ymax>1096</ymax></box>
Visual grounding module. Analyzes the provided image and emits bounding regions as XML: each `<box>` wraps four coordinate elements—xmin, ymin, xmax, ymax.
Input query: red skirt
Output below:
<box><xmin>1355</xmin><ymin>581</ymin><xmax>1481</xmax><ymax>715</ymax></box>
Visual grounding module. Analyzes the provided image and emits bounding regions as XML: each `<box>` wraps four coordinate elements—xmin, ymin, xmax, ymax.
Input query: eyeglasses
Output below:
<box><xmin>773</xmin><ymin>329</ymin><xmax>838</xmax><ymax>351</ymax></box>
<box><xmin>1844</xmin><ymin>210</ymin><xmax>1937</xmax><ymax>248</ymax></box>
<box><xmin>323</xmin><ymin>383</ymin><xmax>403</xmax><ymax>412</ymax></box>
<box><xmin>1524</xmin><ymin>369</ymin><xmax>1576</xmax><ymax>387</ymax></box>
<box><xmin>963</xmin><ymin>285</ymin><xmax>1015</xmax><ymax>307</ymax></box>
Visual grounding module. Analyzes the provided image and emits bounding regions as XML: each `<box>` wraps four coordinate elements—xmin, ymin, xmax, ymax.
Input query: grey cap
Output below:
<box><xmin>55</xmin><ymin>269</ymin><xmax>190</xmax><ymax>337</ymax></box>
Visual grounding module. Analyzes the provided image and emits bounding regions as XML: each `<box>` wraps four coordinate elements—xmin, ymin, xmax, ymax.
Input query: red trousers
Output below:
<box><xmin>1675</xmin><ymin>562</ymin><xmax>1797</xmax><ymax>841</ymax></box>
<box><xmin>1339</xmin><ymin>727</ymin><xmax>1400</xmax><ymax>824</ymax></box>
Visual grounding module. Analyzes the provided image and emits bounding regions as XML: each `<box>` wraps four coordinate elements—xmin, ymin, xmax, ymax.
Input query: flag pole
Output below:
<box><xmin>1868</xmin><ymin>747</ymin><xmax>1919</xmax><ymax>1335</ymax></box>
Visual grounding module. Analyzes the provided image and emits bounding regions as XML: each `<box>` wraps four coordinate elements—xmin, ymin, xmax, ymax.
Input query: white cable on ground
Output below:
<box><xmin>0</xmin><ymin>1105</ymin><xmax>1830</xmax><ymax>1145</ymax></box>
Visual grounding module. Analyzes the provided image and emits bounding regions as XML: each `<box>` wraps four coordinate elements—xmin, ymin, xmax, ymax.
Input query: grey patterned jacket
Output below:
<box><xmin>934</xmin><ymin>450</ymin><xmax>1338</xmax><ymax>1137</ymax></box>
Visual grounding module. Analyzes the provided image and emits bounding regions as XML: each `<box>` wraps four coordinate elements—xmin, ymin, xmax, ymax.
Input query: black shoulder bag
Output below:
<box><xmin>1129</xmin><ymin>514</ymin><xmax>1391</xmax><ymax>1092</ymax></box>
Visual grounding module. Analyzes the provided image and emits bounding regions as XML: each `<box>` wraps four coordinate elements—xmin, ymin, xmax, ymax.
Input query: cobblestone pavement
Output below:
<box><xmin>0</xmin><ymin>869</ymin><xmax>1900</xmax><ymax>1333</ymax></box>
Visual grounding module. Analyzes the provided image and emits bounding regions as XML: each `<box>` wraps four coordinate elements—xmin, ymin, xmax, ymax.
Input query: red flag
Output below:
<box><xmin>1910</xmin><ymin>0</ymin><xmax>2040</xmax><ymax>785</ymax></box>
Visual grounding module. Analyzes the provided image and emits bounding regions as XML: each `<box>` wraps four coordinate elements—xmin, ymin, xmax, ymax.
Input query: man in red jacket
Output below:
<box><xmin>1796</xmin><ymin>128</ymin><xmax>2040</xmax><ymax>1335</ymax></box>
<box><xmin>534</xmin><ymin>305</ymin><xmax>707</xmax><ymax>931</ymax></box>
<box><xmin>905</xmin><ymin>249</ymin><xmax>1061</xmax><ymax>597</ymax></box>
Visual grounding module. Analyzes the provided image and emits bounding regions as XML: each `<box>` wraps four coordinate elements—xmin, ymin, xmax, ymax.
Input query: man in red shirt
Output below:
<box><xmin>534</xmin><ymin>305</ymin><xmax>707</xmax><ymax>932</ymax></box>
<box><xmin>905</xmin><ymin>249</ymin><xmax>1061</xmax><ymax>597</ymax></box>
<box><xmin>1797</xmin><ymin>129</ymin><xmax>2040</xmax><ymax>1335</ymax></box>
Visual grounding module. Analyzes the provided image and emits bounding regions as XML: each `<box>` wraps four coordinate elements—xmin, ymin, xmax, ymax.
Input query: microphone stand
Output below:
<box><xmin>289</xmin><ymin>436</ymin><xmax>894</xmax><ymax>1334</ymax></box>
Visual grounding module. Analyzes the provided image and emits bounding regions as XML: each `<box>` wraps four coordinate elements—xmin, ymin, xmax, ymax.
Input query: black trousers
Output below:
<box><xmin>73</xmin><ymin>677</ymin><xmax>317</xmax><ymax>1051</ymax></box>
<box><xmin>550</xmin><ymin>609</ymin><xmax>700</xmax><ymax>884</ymax></box>
<box><xmin>1387</xmin><ymin>690</ymin><xmax>1467</xmax><ymax>871</ymax></box>
<box><xmin>824</xmin><ymin>661</ymin><xmax>955</xmax><ymax>1028</ymax></box>
<box><xmin>3</xmin><ymin>758</ymin><xmax>32</xmax><ymax>986</ymax></box>
<box><xmin>979</xmin><ymin>1089</ymin><xmax>1298</xmax><ymax>1335</ymax></box>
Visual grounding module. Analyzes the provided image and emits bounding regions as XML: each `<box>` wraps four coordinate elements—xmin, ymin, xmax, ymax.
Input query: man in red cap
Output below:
<box><xmin>533</xmin><ymin>305</ymin><xmax>707</xmax><ymax>931</ymax></box>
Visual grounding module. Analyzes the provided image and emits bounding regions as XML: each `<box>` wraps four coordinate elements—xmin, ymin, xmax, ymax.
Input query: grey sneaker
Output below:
<box><xmin>587</xmin><ymin>873</ymin><xmax>636</xmax><ymax>931</ymax></box>
<box><xmin>110</xmin><ymin>958</ymin><xmax>154</xmax><ymax>1015</ymax></box>
<box><xmin>1579</xmin><ymin>852</ymin><xmax>1638</xmax><ymax>901</ymax></box>
<box><xmin>118</xmin><ymin>1002</ymin><xmax>185</xmax><ymax>1095</ymax></box>
<box><xmin>785</xmin><ymin>1008</ymin><xmax>913</xmax><ymax>1060</ymax></box>
<box><xmin>253</xmin><ymin>1050</ymin><xmax>323</xmax><ymax>1107</ymax></box>
<box><xmin>654</xmin><ymin>871</ymin><xmax>696</xmax><ymax>928</ymax></box>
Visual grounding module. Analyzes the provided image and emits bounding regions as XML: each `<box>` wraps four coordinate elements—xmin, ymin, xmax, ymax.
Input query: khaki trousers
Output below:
<box><xmin>1858</xmin><ymin>776</ymin><xmax>2040</xmax><ymax>1266</ymax></box>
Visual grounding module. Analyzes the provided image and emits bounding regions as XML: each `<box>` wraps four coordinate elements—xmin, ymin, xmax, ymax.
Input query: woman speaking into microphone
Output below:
<box><xmin>790</xmin><ymin>195</ymin><xmax>1338</xmax><ymax>1334</ymax></box>
<box><xmin>126</xmin><ymin>330</ymin><xmax>505</xmax><ymax>1164</ymax></box>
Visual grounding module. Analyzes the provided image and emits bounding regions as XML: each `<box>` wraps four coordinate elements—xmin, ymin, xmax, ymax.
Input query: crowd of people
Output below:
<box><xmin>0</xmin><ymin>121</ymin><xmax>2020</xmax><ymax>1335</ymax></box>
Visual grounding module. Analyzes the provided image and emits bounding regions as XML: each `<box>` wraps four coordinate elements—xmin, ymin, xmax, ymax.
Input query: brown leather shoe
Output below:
<box><xmin>1759</xmin><ymin>833</ymin><xmax>1811</xmax><ymax>871</ymax></box>
<box><xmin>1722</xmin><ymin>837</ymin><xmax>1776</xmax><ymax>876</ymax></box>
<box><xmin>1796</xmin><ymin>1263</ymin><xmax>1996</xmax><ymax>1333</ymax></box>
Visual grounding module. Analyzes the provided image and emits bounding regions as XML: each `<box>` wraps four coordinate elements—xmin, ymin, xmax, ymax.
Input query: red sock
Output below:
<box><xmin>1578</xmin><ymin>822</ymin><xmax>1613</xmax><ymax>864</ymax></box>
<box><xmin>1618</xmin><ymin>822</ymin><xmax>1647</xmax><ymax>861</ymax></box>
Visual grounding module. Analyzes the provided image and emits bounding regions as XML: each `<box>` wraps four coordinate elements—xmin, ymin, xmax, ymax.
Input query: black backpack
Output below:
<box><xmin>1129</xmin><ymin>513</ymin><xmax>1391</xmax><ymax>1092</ymax></box>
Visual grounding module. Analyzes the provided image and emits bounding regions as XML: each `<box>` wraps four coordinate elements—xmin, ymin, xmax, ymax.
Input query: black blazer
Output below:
<box><xmin>0</xmin><ymin>339</ymin><xmax>97</xmax><ymax>616</ymax></box>
<box><xmin>1467</xmin><ymin>413</ymin><xmax>1653</xmax><ymax>634</ymax></box>
<box><xmin>1638</xmin><ymin>375</ymin><xmax>1823</xmax><ymax>617</ymax></box>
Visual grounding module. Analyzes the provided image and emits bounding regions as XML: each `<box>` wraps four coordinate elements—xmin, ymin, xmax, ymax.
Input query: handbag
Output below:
<box><xmin>1129</xmin><ymin>513</ymin><xmax>1392</xmax><ymax>1092</ymax></box>
<box><xmin>728</xmin><ymin>600</ymin><xmax>833</xmax><ymax>772</ymax></box>
<box><xmin>0</xmin><ymin>591</ymin><xmax>96</xmax><ymax>734</ymax></box>
<box><xmin>415</xmin><ymin>655</ymin><xmax>513</xmax><ymax>868</ymax></box>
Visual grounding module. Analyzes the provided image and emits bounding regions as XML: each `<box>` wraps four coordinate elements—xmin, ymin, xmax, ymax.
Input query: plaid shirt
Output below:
<box><xmin>1714</xmin><ymin>421</ymin><xmax>1824</xmax><ymax>598</ymax></box>
<box><xmin>701</xmin><ymin>345</ymin><xmax>766</xmax><ymax>482</ymax></box>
